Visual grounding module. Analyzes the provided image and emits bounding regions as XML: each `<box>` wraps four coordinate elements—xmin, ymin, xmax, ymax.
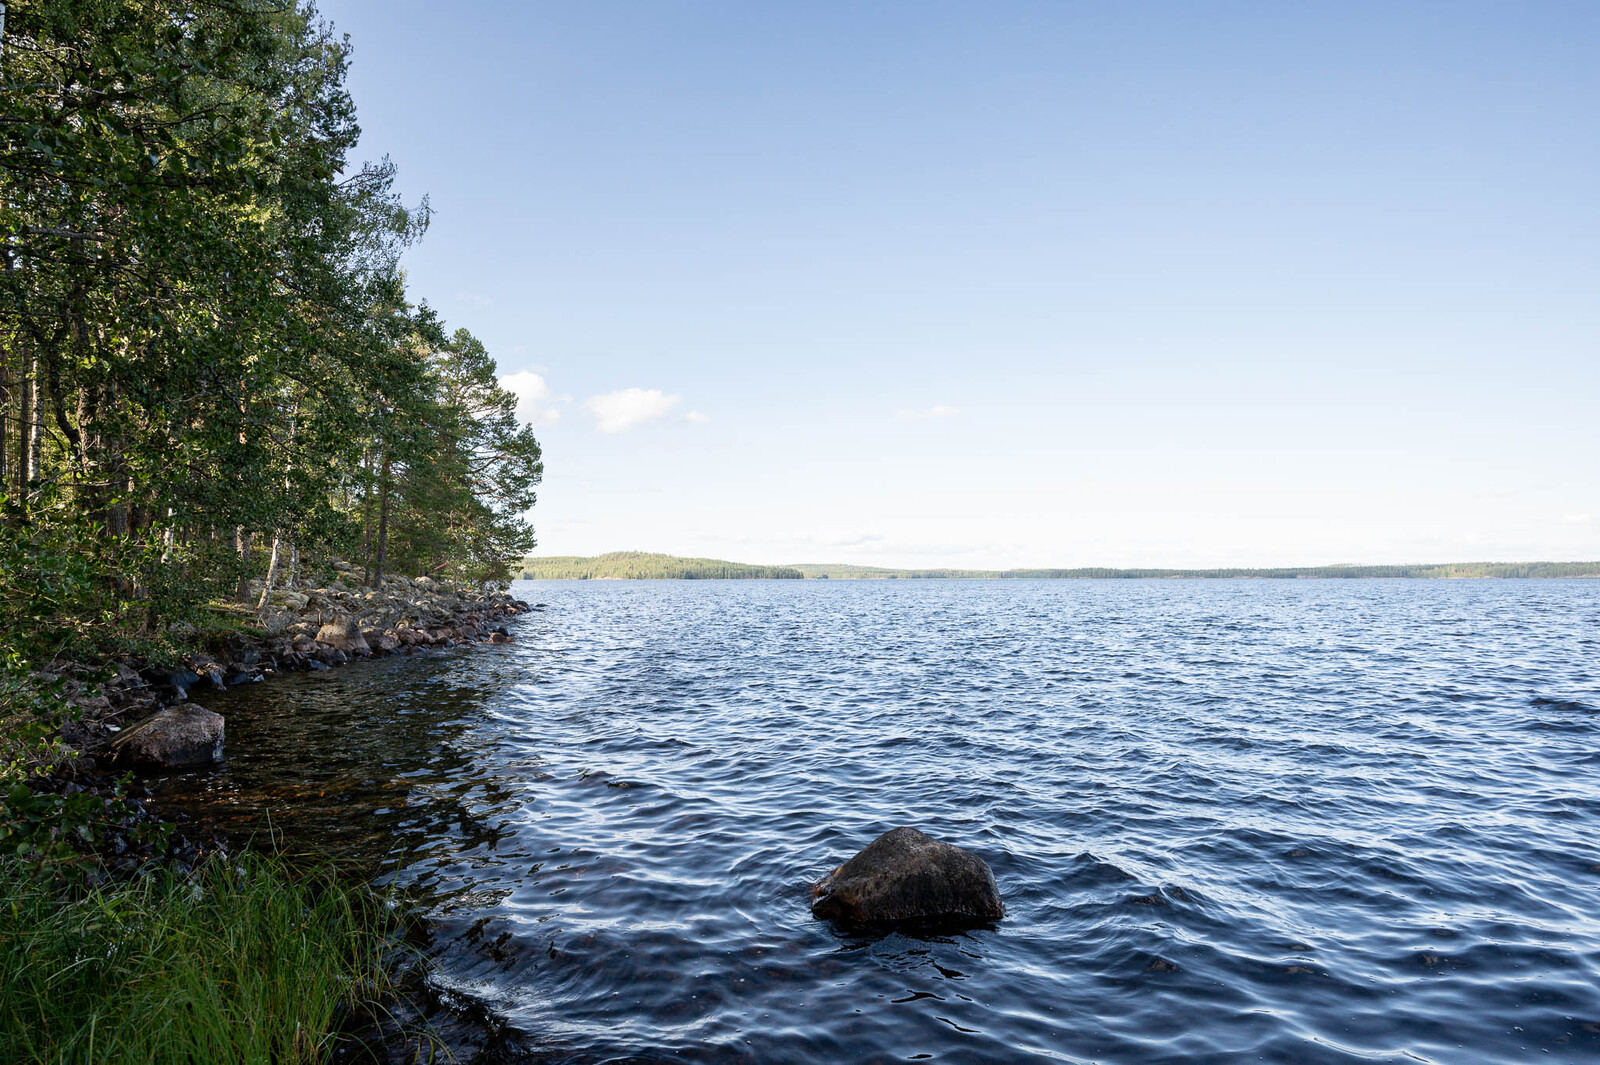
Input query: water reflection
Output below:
<box><xmin>153</xmin><ymin>648</ymin><xmax>526</xmax><ymax>896</ymax></box>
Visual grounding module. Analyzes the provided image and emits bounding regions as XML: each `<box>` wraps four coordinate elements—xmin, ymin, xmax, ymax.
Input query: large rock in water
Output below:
<box><xmin>111</xmin><ymin>704</ymin><xmax>225</xmax><ymax>769</ymax></box>
<box><xmin>811</xmin><ymin>827</ymin><xmax>1004</xmax><ymax>926</ymax></box>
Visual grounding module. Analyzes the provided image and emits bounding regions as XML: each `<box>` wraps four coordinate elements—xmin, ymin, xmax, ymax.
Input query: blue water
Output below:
<box><xmin>171</xmin><ymin>579</ymin><xmax>1600</xmax><ymax>1063</ymax></box>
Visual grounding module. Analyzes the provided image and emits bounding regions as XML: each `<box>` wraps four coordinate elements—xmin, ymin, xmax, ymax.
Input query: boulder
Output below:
<box><xmin>315</xmin><ymin>616</ymin><xmax>371</xmax><ymax>655</ymax></box>
<box><xmin>111</xmin><ymin>704</ymin><xmax>225</xmax><ymax>769</ymax></box>
<box><xmin>811</xmin><ymin>827</ymin><xmax>1004</xmax><ymax>926</ymax></box>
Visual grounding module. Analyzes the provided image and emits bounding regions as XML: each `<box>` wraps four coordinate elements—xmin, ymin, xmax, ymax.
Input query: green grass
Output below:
<box><xmin>0</xmin><ymin>852</ymin><xmax>401</xmax><ymax>1065</ymax></box>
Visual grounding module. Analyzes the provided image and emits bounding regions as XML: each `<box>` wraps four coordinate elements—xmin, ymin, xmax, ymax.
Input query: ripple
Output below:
<box><xmin>157</xmin><ymin>578</ymin><xmax>1600</xmax><ymax>1063</ymax></box>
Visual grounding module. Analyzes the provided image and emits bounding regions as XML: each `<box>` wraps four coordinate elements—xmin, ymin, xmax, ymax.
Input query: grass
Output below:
<box><xmin>0</xmin><ymin>851</ymin><xmax>402</xmax><ymax>1065</ymax></box>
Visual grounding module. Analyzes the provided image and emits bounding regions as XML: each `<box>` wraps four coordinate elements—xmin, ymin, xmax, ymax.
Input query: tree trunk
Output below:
<box><xmin>16</xmin><ymin>348</ymin><xmax>32</xmax><ymax>498</ymax></box>
<box><xmin>361</xmin><ymin>447</ymin><xmax>374</xmax><ymax>586</ymax></box>
<box><xmin>256</xmin><ymin>530</ymin><xmax>282</xmax><ymax>610</ymax></box>
<box><xmin>235</xmin><ymin>526</ymin><xmax>253</xmax><ymax>601</ymax></box>
<box><xmin>27</xmin><ymin>372</ymin><xmax>42</xmax><ymax>490</ymax></box>
<box><xmin>375</xmin><ymin>451</ymin><xmax>392</xmax><ymax>587</ymax></box>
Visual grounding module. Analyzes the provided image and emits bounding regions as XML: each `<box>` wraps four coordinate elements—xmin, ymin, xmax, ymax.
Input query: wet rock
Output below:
<box><xmin>489</xmin><ymin>632</ymin><xmax>512</xmax><ymax>644</ymax></box>
<box><xmin>811</xmin><ymin>827</ymin><xmax>1004</xmax><ymax>926</ymax></box>
<box><xmin>369</xmin><ymin>630</ymin><xmax>401</xmax><ymax>653</ymax></box>
<box><xmin>165</xmin><ymin>668</ymin><xmax>202</xmax><ymax>692</ymax></box>
<box><xmin>110</xmin><ymin>704</ymin><xmax>225</xmax><ymax>769</ymax></box>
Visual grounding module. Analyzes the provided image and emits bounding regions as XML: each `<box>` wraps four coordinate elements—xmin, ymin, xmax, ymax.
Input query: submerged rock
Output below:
<box><xmin>811</xmin><ymin>826</ymin><xmax>1004</xmax><ymax>926</ymax></box>
<box><xmin>110</xmin><ymin>704</ymin><xmax>225</xmax><ymax>769</ymax></box>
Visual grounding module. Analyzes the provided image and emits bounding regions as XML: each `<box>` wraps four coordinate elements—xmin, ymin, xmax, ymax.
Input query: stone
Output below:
<box><xmin>110</xmin><ymin>704</ymin><xmax>225</xmax><ymax>769</ymax></box>
<box><xmin>315</xmin><ymin>616</ymin><xmax>371</xmax><ymax>655</ymax></box>
<box><xmin>165</xmin><ymin>668</ymin><xmax>202</xmax><ymax>692</ymax></box>
<box><xmin>811</xmin><ymin>827</ymin><xmax>1004</xmax><ymax>926</ymax></box>
<box><xmin>272</xmin><ymin>590</ymin><xmax>311</xmax><ymax>611</ymax></box>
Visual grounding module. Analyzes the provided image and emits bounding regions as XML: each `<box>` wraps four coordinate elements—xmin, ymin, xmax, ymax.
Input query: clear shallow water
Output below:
<box><xmin>162</xmin><ymin>580</ymin><xmax>1600</xmax><ymax>1063</ymax></box>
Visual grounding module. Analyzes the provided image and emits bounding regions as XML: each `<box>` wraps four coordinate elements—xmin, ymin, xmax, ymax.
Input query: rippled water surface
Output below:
<box><xmin>163</xmin><ymin>580</ymin><xmax>1600</xmax><ymax>1063</ymax></box>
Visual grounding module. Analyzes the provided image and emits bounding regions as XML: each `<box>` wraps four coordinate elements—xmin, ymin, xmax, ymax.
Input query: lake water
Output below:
<box><xmin>163</xmin><ymin>579</ymin><xmax>1600</xmax><ymax>1063</ymax></box>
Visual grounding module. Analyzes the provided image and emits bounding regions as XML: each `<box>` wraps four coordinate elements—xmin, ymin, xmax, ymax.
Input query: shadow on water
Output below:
<box><xmin>150</xmin><ymin>647</ymin><xmax>522</xmax><ymax>899</ymax></box>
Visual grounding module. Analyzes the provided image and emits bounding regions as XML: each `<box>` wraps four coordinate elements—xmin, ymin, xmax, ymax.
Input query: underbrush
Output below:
<box><xmin>0</xmin><ymin>852</ymin><xmax>402</xmax><ymax>1065</ymax></box>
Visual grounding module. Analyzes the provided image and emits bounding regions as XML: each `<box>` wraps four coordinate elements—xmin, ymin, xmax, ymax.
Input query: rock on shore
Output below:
<box><xmin>811</xmin><ymin>826</ymin><xmax>1005</xmax><ymax>926</ymax></box>
<box><xmin>109</xmin><ymin>704</ymin><xmax>226</xmax><ymax>769</ymax></box>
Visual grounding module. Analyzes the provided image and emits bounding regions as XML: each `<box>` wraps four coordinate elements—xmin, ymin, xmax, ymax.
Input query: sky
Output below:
<box><xmin>318</xmin><ymin>1</ymin><xmax>1599</xmax><ymax>568</ymax></box>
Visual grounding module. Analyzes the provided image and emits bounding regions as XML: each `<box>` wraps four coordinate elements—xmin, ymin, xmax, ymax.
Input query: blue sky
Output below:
<box><xmin>321</xmin><ymin>1</ymin><xmax>1598</xmax><ymax>567</ymax></box>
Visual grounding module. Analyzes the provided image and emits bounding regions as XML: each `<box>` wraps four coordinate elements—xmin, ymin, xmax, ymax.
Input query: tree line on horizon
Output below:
<box><xmin>519</xmin><ymin>555</ymin><xmax>1600</xmax><ymax>581</ymax></box>
<box><xmin>0</xmin><ymin>0</ymin><xmax>542</xmax><ymax>666</ymax></box>
<box><xmin>522</xmin><ymin>552</ymin><xmax>803</xmax><ymax>581</ymax></box>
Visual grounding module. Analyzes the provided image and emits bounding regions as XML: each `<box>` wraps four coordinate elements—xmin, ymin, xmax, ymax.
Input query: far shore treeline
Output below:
<box><xmin>1</xmin><ymin>1</ymin><xmax>543</xmax><ymax>670</ymax></box>
<box><xmin>524</xmin><ymin>552</ymin><xmax>804</xmax><ymax>580</ymax></box>
<box><xmin>522</xmin><ymin>554</ymin><xmax>1600</xmax><ymax>581</ymax></box>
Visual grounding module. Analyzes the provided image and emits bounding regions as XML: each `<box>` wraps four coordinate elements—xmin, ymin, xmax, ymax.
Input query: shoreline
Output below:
<box><xmin>54</xmin><ymin>569</ymin><xmax>533</xmax><ymax>768</ymax></box>
<box><xmin>11</xmin><ymin>571</ymin><xmax>536</xmax><ymax>1062</ymax></box>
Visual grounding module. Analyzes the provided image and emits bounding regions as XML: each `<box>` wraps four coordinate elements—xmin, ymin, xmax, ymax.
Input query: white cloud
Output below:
<box><xmin>684</xmin><ymin>410</ymin><xmax>709</xmax><ymax>424</ymax></box>
<box><xmin>582</xmin><ymin>388</ymin><xmax>680</xmax><ymax>433</ymax></box>
<box><xmin>499</xmin><ymin>370</ymin><xmax>562</xmax><ymax>426</ymax></box>
<box><xmin>898</xmin><ymin>405</ymin><xmax>959</xmax><ymax>420</ymax></box>
<box><xmin>456</xmin><ymin>292</ymin><xmax>492</xmax><ymax>309</ymax></box>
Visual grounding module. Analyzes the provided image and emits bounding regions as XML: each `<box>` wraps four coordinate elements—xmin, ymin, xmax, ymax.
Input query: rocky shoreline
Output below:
<box><xmin>52</xmin><ymin>565</ymin><xmax>531</xmax><ymax>769</ymax></box>
<box><xmin>13</xmin><ymin>570</ymin><xmax>536</xmax><ymax>1061</ymax></box>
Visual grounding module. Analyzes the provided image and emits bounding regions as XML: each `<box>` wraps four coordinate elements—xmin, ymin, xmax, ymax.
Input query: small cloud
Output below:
<box><xmin>827</xmin><ymin>532</ymin><xmax>885</xmax><ymax>547</ymax></box>
<box><xmin>1562</xmin><ymin>513</ymin><xmax>1593</xmax><ymax>525</ymax></box>
<box><xmin>499</xmin><ymin>370</ymin><xmax>562</xmax><ymax>426</ymax></box>
<box><xmin>456</xmin><ymin>292</ymin><xmax>492</xmax><ymax>309</ymax></box>
<box><xmin>898</xmin><ymin>405</ymin><xmax>959</xmax><ymax>420</ymax></box>
<box><xmin>684</xmin><ymin>410</ymin><xmax>709</xmax><ymax>424</ymax></box>
<box><xmin>582</xmin><ymin>388</ymin><xmax>680</xmax><ymax>433</ymax></box>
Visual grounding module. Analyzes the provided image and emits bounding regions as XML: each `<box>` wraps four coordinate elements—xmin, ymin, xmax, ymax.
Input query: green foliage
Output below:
<box><xmin>522</xmin><ymin>552</ymin><xmax>803</xmax><ymax>580</ymax></box>
<box><xmin>0</xmin><ymin>780</ymin><xmax>172</xmax><ymax>873</ymax></box>
<box><xmin>0</xmin><ymin>0</ymin><xmax>540</xmax><ymax>660</ymax></box>
<box><xmin>0</xmin><ymin>852</ymin><xmax>398</xmax><ymax>1065</ymax></box>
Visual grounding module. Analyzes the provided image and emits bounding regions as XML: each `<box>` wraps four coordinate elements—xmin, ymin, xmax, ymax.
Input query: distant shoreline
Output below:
<box><xmin>520</xmin><ymin>553</ymin><xmax>1600</xmax><ymax>581</ymax></box>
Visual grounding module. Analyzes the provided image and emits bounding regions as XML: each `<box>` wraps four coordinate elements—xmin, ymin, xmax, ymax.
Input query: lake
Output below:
<box><xmin>161</xmin><ymin>579</ymin><xmax>1600</xmax><ymax>1063</ymax></box>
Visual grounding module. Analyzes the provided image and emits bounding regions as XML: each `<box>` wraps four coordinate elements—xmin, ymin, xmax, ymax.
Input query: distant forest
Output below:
<box><xmin>521</xmin><ymin>552</ymin><xmax>803</xmax><ymax>580</ymax></box>
<box><xmin>521</xmin><ymin>556</ymin><xmax>1600</xmax><ymax>580</ymax></box>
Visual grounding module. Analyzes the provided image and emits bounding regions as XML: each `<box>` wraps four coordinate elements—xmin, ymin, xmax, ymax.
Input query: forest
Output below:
<box><xmin>0</xmin><ymin>0</ymin><xmax>543</xmax><ymax>673</ymax></box>
<box><xmin>522</xmin><ymin>552</ymin><xmax>804</xmax><ymax>580</ymax></box>
<box><xmin>527</xmin><ymin>559</ymin><xmax>1600</xmax><ymax>580</ymax></box>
